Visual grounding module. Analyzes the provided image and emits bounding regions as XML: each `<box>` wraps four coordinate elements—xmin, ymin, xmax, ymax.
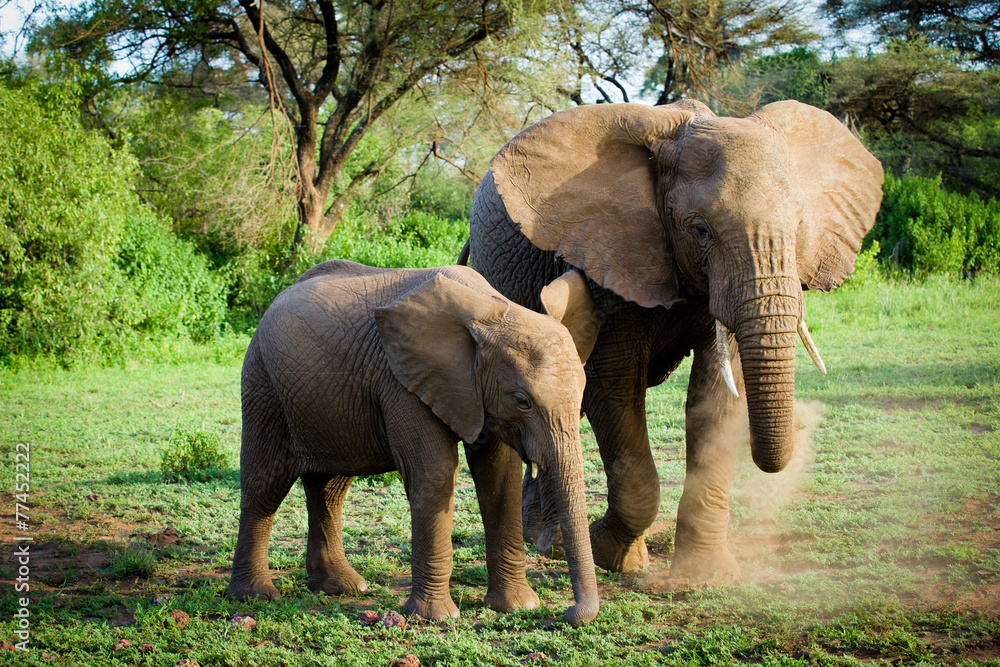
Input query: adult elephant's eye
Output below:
<box><xmin>513</xmin><ymin>392</ymin><xmax>532</xmax><ymax>412</ymax></box>
<box><xmin>691</xmin><ymin>217</ymin><xmax>713</xmax><ymax>241</ymax></box>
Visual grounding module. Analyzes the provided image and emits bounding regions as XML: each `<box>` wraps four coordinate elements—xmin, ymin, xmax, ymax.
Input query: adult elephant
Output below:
<box><xmin>464</xmin><ymin>99</ymin><xmax>883</xmax><ymax>578</ymax></box>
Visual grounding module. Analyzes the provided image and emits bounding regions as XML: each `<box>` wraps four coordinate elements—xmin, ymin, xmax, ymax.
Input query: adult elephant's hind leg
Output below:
<box><xmin>229</xmin><ymin>348</ymin><xmax>297</xmax><ymax>601</ymax></box>
<box><xmin>670</xmin><ymin>332</ymin><xmax>743</xmax><ymax>582</ymax></box>
<box><xmin>302</xmin><ymin>473</ymin><xmax>367</xmax><ymax>595</ymax></box>
<box><xmin>586</xmin><ymin>379</ymin><xmax>657</xmax><ymax>573</ymax></box>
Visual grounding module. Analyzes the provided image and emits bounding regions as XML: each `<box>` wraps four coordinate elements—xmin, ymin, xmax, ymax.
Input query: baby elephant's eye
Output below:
<box><xmin>513</xmin><ymin>392</ymin><xmax>532</xmax><ymax>412</ymax></box>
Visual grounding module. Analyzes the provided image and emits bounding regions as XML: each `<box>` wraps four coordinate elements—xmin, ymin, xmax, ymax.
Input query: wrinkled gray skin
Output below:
<box><xmin>228</xmin><ymin>260</ymin><xmax>600</xmax><ymax>626</ymax></box>
<box><xmin>466</xmin><ymin>100</ymin><xmax>883</xmax><ymax>577</ymax></box>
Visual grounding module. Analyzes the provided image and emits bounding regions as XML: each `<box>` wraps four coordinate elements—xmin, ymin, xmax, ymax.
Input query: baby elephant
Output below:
<box><xmin>229</xmin><ymin>260</ymin><xmax>601</xmax><ymax>626</ymax></box>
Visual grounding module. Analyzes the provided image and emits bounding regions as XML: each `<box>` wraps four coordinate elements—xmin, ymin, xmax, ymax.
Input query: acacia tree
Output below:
<box><xmin>823</xmin><ymin>0</ymin><xmax>1000</xmax><ymax>65</ymax></box>
<box><xmin>38</xmin><ymin>0</ymin><xmax>531</xmax><ymax>254</ymax></box>
<box><xmin>820</xmin><ymin>1</ymin><xmax>1000</xmax><ymax>196</ymax></box>
<box><xmin>545</xmin><ymin>0</ymin><xmax>815</xmax><ymax>109</ymax></box>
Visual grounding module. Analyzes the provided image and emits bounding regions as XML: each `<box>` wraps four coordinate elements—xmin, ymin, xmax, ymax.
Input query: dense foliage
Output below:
<box><xmin>0</xmin><ymin>74</ymin><xmax>226</xmax><ymax>364</ymax></box>
<box><xmin>225</xmin><ymin>207</ymin><xmax>468</xmax><ymax>328</ymax></box>
<box><xmin>869</xmin><ymin>174</ymin><xmax>1000</xmax><ymax>275</ymax></box>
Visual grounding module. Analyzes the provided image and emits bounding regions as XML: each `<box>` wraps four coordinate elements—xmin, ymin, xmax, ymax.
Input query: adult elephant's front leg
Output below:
<box><xmin>671</xmin><ymin>329</ymin><xmax>744</xmax><ymax>581</ymax></box>
<box><xmin>585</xmin><ymin>375</ymin><xmax>658</xmax><ymax>573</ymax></box>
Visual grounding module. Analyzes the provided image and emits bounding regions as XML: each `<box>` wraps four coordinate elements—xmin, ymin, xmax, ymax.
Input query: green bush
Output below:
<box><xmin>225</xmin><ymin>206</ymin><xmax>469</xmax><ymax>325</ymax></box>
<box><xmin>0</xmin><ymin>72</ymin><xmax>227</xmax><ymax>364</ymax></box>
<box><xmin>106</xmin><ymin>544</ymin><xmax>156</xmax><ymax>579</ymax></box>
<box><xmin>869</xmin><ymin>173</ymin><xmax>1000</xmax><ymax>275</ymax></box>
<box><xmin>842</xmin><ymin>240</ymin><xmax>885</xmax><ymax>289</ymax></box>
<box><xmin>323</xmin><ymin>208</ymin><xmax>468</xmax><ymax>269</ymax></box>
<box><xmin>115</xmin><ymin>213</ymin><xmax>226</xmax><ymax>342</ymax></box>
<box><xmin>409</xmin><ymin>168</ymin><xmax>476</xmax><ymax>222</ymax></box>
<box><xmin>161</xmin><ymin>428</ymin><xmax>228</xmax><ymax>483</ymax></box>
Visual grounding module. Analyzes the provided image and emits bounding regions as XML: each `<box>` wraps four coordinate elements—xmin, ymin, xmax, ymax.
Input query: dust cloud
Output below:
<box><xmin>733</xmin><ymin>399</ymin><xmax>824</xmax><ymax>520</ymax></box>
<box><xmin>637</xmin><ymin>399</ymin><xmax>825</xmax><ymax>588</ymax></box>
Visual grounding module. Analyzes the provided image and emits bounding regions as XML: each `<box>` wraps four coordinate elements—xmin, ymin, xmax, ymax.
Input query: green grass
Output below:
<box><xmin>1</xmin><ymin>275</ymin><xmax>998</xmax><ymax>665</ymax></box>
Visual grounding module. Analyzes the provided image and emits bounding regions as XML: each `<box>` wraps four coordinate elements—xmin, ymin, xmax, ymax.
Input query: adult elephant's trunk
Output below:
<box><xmin>547</xmin><ymin>426</ymin><xmax>600</xmax><ymax>626</ymax></box>
<box><xmin>730</xmin><ymin>280</ymin><xmax>801</xmax><ymax>473</ymax></box>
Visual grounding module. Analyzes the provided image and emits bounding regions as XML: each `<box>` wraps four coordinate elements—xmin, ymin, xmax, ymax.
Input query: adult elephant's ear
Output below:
<box><xmin>750</xmin><ymin>101</ymin><xmax>884</xmax><ymax>292</ymax></box>
<box><xmin>540</xmin><ymin>270</ymin><xmax>601</xmax><ymax>364</ymax></box>
<box><xmin>375</xmin><ymin>274</ymin><xmax>509</xmax><ymax>444</ymax></box>
<box><xmin>490</xmin><ymin>101</ymin><xmax>707</xmax><ymax>309</ymax></box>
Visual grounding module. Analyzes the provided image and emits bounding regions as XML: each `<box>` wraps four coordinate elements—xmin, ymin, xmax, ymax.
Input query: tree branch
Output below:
<box><xmin>238</xmin><ymin>0</ymin><xmax>311</xmax><ymax>109</ymax></box>
<box><xmin>431</xmin><ymin>141</ymin><xmax>481</xmax><ymax>183</ymax></box>
<box><xmin>313</xmin><ymin>0</ymin><xmax>342</xmax><ymax>99</ymax></box>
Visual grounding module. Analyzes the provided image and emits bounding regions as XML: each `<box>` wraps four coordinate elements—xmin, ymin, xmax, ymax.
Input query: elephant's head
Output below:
<box><xmin>375</xmin><ymin>268</ymin><xmax>601</xmax><ymax>625</ymax></box>
<box><xmin>490</xmin><ymin>100</ymin><xmax>883</xmax><ymax>473</ymax></box>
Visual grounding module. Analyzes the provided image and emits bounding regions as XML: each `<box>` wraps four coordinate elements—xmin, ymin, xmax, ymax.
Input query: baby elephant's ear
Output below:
<box><xmin>375</xmin><ymin>273</ymin><xmax>509</xmax><ymax>444</ymax></box>
<box><xmin>540</xmin><ymin>270</ymin><xmax>602</xmax><ymax>364</ymax></box>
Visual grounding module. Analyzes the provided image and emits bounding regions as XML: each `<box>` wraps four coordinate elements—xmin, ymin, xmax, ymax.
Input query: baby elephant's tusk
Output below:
<box><xmin>715</xmin><ymin>320</ymin><xmax>740</xmax><ymax>399</ymax></box>
<box><xmin>531</xmin><ymin>462</ymin><xmax>539</xmax><ymax>480</ymax></box>
<box><xmin>797</xmin><ymin>320</ymin><xmax>827</xmax><ymax>375</ymax></box>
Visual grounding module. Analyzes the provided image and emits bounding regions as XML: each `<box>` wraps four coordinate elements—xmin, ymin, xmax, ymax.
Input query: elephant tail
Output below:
<box><xmin>457</xmin><ymin>238</ymin><xmax>470</xmax><ymax>266</ymax></box>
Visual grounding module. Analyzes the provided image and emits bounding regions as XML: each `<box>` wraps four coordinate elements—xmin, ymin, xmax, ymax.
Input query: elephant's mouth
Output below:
<box><xmin>713</xmin><ymin>317</ymin><xmax>827</xmax><ymax>395</ymax></box>
<box><xmin>512</xmin><ymin>443</ymin><xmax>542</xmax><ymax>479</ymax></box>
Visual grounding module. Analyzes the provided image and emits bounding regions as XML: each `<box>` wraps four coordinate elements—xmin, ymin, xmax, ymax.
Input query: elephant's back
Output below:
<box><xmin>470</xmin><ymin>170</ymin><xmax>566</xmax><ymax>313</ymax></box>
<box><xmin>254</xmin><ymin>265</ymin><xmax>401</xmax><ymax>408</ymax></box>
<box><xmin>293</xmin><ymin>259</ymin><xmax>386</xmax><ymax>285</ymax></box>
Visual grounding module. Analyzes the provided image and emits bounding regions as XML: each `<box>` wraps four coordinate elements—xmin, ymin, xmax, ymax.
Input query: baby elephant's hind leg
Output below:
<box><xmin>302</xmin><ymin>473</ymin><xmax>368</xmax><ymax>595</ymax></box>
<box><xmin>229</xmin><ymin>371</ymin><xmax>297</xmax><ymax>600</ymax></box>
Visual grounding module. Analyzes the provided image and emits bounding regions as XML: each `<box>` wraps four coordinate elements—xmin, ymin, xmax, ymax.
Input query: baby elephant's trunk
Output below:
<box><xmin>550</xmin><ymin>427</ymin><xmax>600</xmax><ymax>626</ymax></box>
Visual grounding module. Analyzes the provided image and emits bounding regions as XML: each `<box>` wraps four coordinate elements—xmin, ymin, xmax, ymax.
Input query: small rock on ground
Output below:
<box><xmin>358</xmin><ymin>610</ymin><xmax>380</xmax><ymax>626</ymax></box>
<box><xmin>168</xmin><ymin>610</ymin><xmax>190</xmax><ymax>628</ymax></box>
<box><xmin>230</xmin><ymin>613</ymin><xmax>257</xmax><ymax>630</ymax></box>
<box><xmin>110</xmin><ymin>612</ymin><xmax>135</xmax><ymax>627</ymax></box>
<box><xmin>379</xmin><ymin>611</ymin><xmax>406</xmax><ymax>629</ymax></box>
<box><xmin>391</xmin><ymin>654</ymin><xmax>420</xmax><ymax>667</ymax></box>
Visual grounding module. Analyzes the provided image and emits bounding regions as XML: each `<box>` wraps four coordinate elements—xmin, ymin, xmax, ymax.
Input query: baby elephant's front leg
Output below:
<box><xmin>401</xmin><ymin>443</ymin><xmax>461</xmax><ymax>620</ymax></box>
<box><xmin>466</xmin><ymin>438</ymin><xmax>538</xmax><ymax>612</ymax></box>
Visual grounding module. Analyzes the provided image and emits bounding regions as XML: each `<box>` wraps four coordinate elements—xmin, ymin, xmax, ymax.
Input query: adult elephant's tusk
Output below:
<box><xmin>797</xmin><ymin>320</ymin><xmax>827</xmax><ymax>375</ymax></box>
<box><xmin>531</xmin><ymin>461</ymin><xmax>539</xmax><ymax>480</ymax></box>
<box><xmin>715</xmin><ymin>320</ymin><xmax>740</xmax><ymax>399</ymax></box>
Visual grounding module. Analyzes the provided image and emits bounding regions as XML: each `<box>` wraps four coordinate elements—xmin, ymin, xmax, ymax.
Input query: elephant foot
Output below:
<box><xmin>590</xmin><ymin>518</ymin><xmax>649</xmax><ymax>573</ymax></box>
<box><xmin>484</xmin><ymin>581</ymin><xmax>539</xmax><ymax>613</ymax></box>
<box><xmin>404</xmin><ymin>593</ymin><xmax>460</xmax><ymax>620</ymax></box>
<box><xmin>307</xmin><ymin>565</ymin><xmax>368</xmax><ymax>596</ymax></box>
<box><xmin>535</xmin><ymin>524</ymin><xmax>566</xmax><ymax>560</ymax></box>
<box><xmin>227</xmin><ymin>574</ymin><xmax>280</xmax><ymax>601</ymax></box>
<box><xmin>669</xmin><ymin>546</ymin><xmax>740</xmax><ymax>583</ymax></box>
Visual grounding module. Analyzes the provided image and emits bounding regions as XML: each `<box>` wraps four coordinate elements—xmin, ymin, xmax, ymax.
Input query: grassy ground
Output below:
<box><xmin>1</xmin><ymin>275</ymin><xmax>998</xmax><ymax>666</ymax></box>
